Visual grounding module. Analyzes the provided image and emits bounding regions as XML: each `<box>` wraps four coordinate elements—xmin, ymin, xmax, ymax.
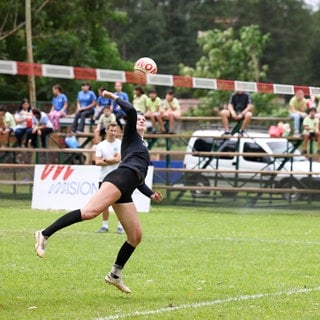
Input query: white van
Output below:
<box><xmin>183</xmin><ymin>129</ymin><xmax>320</xmax><ymax>201</ymax></box>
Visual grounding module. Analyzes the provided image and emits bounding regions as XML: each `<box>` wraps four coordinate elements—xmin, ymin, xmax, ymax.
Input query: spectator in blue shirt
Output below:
<box><xmin>72</xmin><ymin>82</ymin><xmax>97</xmax><ymax>133</ymax></box>
<box><xmin>49</xmin><ymin>84</ymin><xmax>68</xmax><ymax>131</ymax></box>
<box><xmin>112</xmin><ymin>82</ymin><xmax>129</xmax><ymax>130</ymax></box>
<box><xmin>94</xmin><ymin>86</ymin><xmax>112</xmax><ymax>121</ymax></box>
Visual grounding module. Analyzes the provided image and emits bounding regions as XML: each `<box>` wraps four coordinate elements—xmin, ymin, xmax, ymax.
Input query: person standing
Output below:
<box><xmin>72</xmin><ymin>82</ymin><xmax>97</xmax><ymax>133</ymax></box>
<box><xmin>34</xmin><ymin>89</ymin><xmax>163</xmax><ymax>294</ymax></box>
<box><xmin>220</xmin><ymin>91</ymin><xmax>253</xmax><ymax>136</ymax></box>
<box><xmin>95</xmin><ymin>122</ymin><xmax>123</xmax><ymax>234</ymax></box>
<box><xmin>49</xmin><ymin>84</ymin><xmax>68</xmax><ymax>131</ymax></box>
<box><xmin>14</xmin><ymin>98</ymin><xmax>33</xmax><ymax>147</ymax></box>
<box><xmin>30</xmin><ymin>108</ymin><xmax>54</xmax><ymax>148</ymax></box>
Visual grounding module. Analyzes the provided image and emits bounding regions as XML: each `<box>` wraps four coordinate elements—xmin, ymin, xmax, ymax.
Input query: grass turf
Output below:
<box><xmin>1</xmin><ymin>199</ymin><xmax>320</xmax><ymax>319</ymax></box>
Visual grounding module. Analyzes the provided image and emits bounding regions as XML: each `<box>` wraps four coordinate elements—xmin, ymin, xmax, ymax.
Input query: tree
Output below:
<box><xmin>180</xmin><ymin>25</ymin><xmax>270</xmax><ymax>116</ymax></box>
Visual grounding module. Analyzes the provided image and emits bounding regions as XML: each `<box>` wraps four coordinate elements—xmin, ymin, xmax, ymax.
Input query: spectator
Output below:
<box><xmin>94</xmin><ymin>105</ymin><xmax>116</xmax><ymax>143</ymax></box>
<box><xmin>48</xmin><ymin>84</ymin><xmax>68</xmax><ymax>131</ymax></box>
<box><xmin>220</xmin><ymin>91</ymin><xmax>253</xmax><ymax>136</ymax></box>
<box><xmin>112</xmin><ymin>81</ymin><xmax>129</xmax><ymax>130</ymax></box>
<box><xmin>30</xmin><ymin>108</ymin><xmax>54</xmax><ymax>148</ymax></box>
<box><xmin>94</xmin><ymin>86</ymin><xmax>112</xmax><ymax>121</ymax></box>
<box><xmin>158</xmin><ymin>89</ymin><xmax>181</xmax><ymax>134</ymax></box>
<box><xmin>14</xmin><ymin>98</ymin><xmax>33</xmax><ymax>147</ymax></box>
<box><xmin>95</xmin><ymin>122</ymin><xmax>123</xmax><ymax>234</ymax></box>
<box><xmin>145</xmin><ymin>88</ymin><xmax>161</xmax><ymax>133</ymax></box>
<box><xmin>301</xmin><ymin>106</ymin><xmax>320</xmax><ymax>155</ymax></box>
<box><xmin>288</xmin><ymin>89</ymin><xmax>307</xmax><ymax>136</ymax></box>
<box><xmin>133</xmin><ymin>86</ymin><xmax>148</xmax><ymax>114</ymax></box>
<box><xmin>0</xmin><ymin>105</ymin><xmax>16</xmax><ymax>135</ymax></box>
<box><xmin>71</xmin><ymin>82</ymin><xmax>97</xmax><ymax>133</ymax></box>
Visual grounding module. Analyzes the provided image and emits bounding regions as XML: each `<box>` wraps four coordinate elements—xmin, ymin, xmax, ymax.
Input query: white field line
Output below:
<box><xmin>94</xmin><ymin>286</ymin><xmax>320</xmax><ymax>320</ymax></box>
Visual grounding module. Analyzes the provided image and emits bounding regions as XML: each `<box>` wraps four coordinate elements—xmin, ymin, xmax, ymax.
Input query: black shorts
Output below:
<box><xmin>102</xmin><ymin>167</ymin><xmax>140</xmax><ymax>203</ymax></box>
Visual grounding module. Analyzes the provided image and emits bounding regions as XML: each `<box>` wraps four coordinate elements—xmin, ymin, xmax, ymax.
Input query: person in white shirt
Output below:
<box><xmin>95</xmin><ymin>122</ymin><xmax>123</xmax><ymax>234</ymax></box>
<box><xmin>30</xmin><ymin>108</ymin><xmax>54</xmax><ymax>148</ymax></box>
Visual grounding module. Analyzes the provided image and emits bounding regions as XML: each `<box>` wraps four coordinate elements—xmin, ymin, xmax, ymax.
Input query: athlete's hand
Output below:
<box><xmin>151</xmin><ymin>191</ymin><xmax>163</xmax><ymax>202</ymax></box>
<box><xmin>102</xmin><ymin>90</ymin><xmax>117</xmax><ymax>100</ymax></box>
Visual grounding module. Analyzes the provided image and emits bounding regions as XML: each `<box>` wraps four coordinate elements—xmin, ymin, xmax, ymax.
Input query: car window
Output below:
<box><xmin>266</xmin><ymin>141</ymin><xmax>304</xmax><ymax>161</ymax></box>
<box><xmin>219</xmin><ymin>140</ymin><xmax>237</xmax><ymax>159</ymax></box>
<box><xmin>243</xmin><ymin>142</ymin><xmax>271</xmax><ymax>163</ymax></box>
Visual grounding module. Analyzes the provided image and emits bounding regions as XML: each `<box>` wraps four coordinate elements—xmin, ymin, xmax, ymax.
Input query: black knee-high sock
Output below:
<box><xmin>114</xmin><ymin>241</ymin><xmax>136</xmax><ymax>269</ymax></box>
<box><xmin>42</xmin><ymin>209</ymin><xmax>82</xmax><ymax>238</ymax></box>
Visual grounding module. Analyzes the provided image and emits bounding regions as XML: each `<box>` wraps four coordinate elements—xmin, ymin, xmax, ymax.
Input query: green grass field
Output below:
<box><xmin>1</xmin><ymin>199</ymin><xmax>320</xmax><ymax>319</ymax></box>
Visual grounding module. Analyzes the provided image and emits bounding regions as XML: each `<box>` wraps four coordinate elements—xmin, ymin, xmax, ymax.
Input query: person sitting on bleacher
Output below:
<box><xmin>14</xmin><ymin>98</ymin><xmax>33</xmax><ymax>147</ymax></box>
<box><xmin>288</xmin><ymin>89</ymin><xmax>307</xmax><ymax>137</ymax></box>
<box><xmin>94</xmin><ymin>105</ymin><xmax>116</xmax><ymax>143</ymax></box>
<box><xmin>220</xmin><ymin>91</ymin><xmax>253</xmax><ymax>136</ymax></box>
<box><xmin>158</xmin><ymin>89</ymin><xmax>181</xmax><ymax>134</ymax></box>
<box><xmin>301</xmin><ymin>106</ymin><xmax>320</xmax><ymax>155</ymax></box>
<box><xmin>49</xmin><ymin>84</ymin><xmax>68</xmax><ymax>131</ymax></box>
<box><xmin>94</xmin><ymin>86</ymin><xmax>112</xmax><ymax>121</ymax></box>
<box><xmin>71</xmin><ymin>82</ymin><xmax>97</xmax><ymax>134</ymax></box>
<box><xmin>30</xmin><ymin>108</ymin><xmax>54</xmax><ymax>148</ymax></box>
<box><xmin>112</xmin><ymin>82</ymin><xmax>129</xmax><ymax>130</ymax></box>
<box><xmin>0</xmin><ymin>105</ymin><xmax>16</xmax><ymax>136</ymax></box>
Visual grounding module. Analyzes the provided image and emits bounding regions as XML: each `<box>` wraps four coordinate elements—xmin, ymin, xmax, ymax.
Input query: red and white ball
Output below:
<box><xmin>134</xmin><ymin>57</ymin><xmax>157</xmax><ymax>77</ymax></box>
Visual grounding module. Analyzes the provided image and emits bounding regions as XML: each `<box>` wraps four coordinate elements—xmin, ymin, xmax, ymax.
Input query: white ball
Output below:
<box><xmin>134</xmin><ymin>57</ymin><xmax>158</xmax><ymax>75</ymax></box>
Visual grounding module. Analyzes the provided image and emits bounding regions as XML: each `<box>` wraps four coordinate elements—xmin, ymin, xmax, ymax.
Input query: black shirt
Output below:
<box><xmin>229</xmin><ymin>92</ymin><xmax>252</xmax><ymax>113</ymax></box>
<box><xmin>116</xmin><ymin>98</ymin><xmax>153</xmax><ymax>197</ymax></box>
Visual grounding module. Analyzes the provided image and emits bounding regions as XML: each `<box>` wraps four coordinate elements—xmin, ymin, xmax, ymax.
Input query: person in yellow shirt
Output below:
<box><xmin>145</xmin><ymin>88</ymin><xmax>161</xmax><ymax>133</ymax></box>
<box><xmin>132</xmin><ymin>86</ymin><xmax>148</xmax><ymax>114</ymax></box>
<box><xmin>158</xmin><ymin>89</ymin><xmax>181</xmax><ymax>134</ymax></box>
<box><xmin>288</xmin><ymin>89</ymin><xmax>307</xmax><ymax>136</ymax></box>
<box><xmin>301</xmin><ymin>106</ymin><xmax>320</xmax><ymax>154</ymax></box>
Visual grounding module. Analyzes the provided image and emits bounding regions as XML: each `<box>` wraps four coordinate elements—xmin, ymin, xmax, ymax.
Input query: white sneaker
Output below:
<box><xmin>105</xmin><ymin>273</ymin><xmax>131</xmax><ymax>293</ymax></box>
<box><xmin>34</xmin><ymin>230</ymin><xmax>47</xmax><ymax>258</ymax></box>
<box><xmin>117</xmin><ymin>226</ymin><xmax>124</xmax><ymax>234</ymax></box>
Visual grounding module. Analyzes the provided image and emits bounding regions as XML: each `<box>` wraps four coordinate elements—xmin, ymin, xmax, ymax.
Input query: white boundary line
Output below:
<box><xmin>94</xmin><ymin>286</ymin><xmax>320</xmax><ymax>320</ymax></box>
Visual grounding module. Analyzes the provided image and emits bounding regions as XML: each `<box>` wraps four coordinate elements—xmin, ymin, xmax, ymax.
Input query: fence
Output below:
<box><xmin>1</xmin><ymin>129</ymin><xmax>320</xmax><ymax>207</ymax></box>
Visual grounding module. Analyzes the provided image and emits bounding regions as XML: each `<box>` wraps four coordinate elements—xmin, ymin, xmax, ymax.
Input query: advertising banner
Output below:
<box><xmin>32</xmin><ymin>165</ymin><xmax>154</xmax><ymax>212</ymax></box>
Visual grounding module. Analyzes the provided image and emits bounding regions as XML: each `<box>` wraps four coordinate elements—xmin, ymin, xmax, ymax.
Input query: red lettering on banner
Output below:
<box><xmin>40</xmin><ymin>165</ymin><xmax>74</xmax><ymax>181</ymax></box>
<box><xmin>63</xmin><ymin>166</ymin><xmax>74</xmax><ymax>180</ymax></box>
<box><xmin>52</xmin><ymin>166</ymin><xmax>65</xmax><ymax>180</ymax></box>
<box><xmin>41</xmin><ymin>165</ymin><xmax>55</xmax><ymax>180</ymax></box>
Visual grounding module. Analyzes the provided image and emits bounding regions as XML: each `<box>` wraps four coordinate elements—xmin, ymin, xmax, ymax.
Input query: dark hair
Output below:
<box><xmin>17</xmin><ymin>98</ymin><xmax>31</xmax><ymax>113</ymax></box>
<box><xmin>148</xmin><ymin>88</ymin><xmax>157</xmax><ymax>94</ymax></box>
<box><xmin>53</xmin><ymin>84</ymin><xmax>63</xmax><ymax>93</ymax></box>
<box><xmin>99</xmin><ymin>86</ymin><xmax>107</xmax><ymax>92</ymax></box>
<box><xmin>0</xmin><ymin>105</ymin><xmax>7</xmax><ymax>112</ymax></box>
<box><xmin>134</xmin><ymin>86</ymin><xmax>144</xmax><ymax>94</ymax></box>
<box><xmin>32</xmin><ymin>107</ymin><xmax>41</xmax><ymax>120</ymax></box>
<box><xmin>166</xmin><ymin>89</ymin><xmax>174</xmax><ymax>95</ymax></box>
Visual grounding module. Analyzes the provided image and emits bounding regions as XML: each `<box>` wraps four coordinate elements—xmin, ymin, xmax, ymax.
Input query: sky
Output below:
<box><xmin>304</xmin><ymin>0</ymin><xmax>319</xmax><ymax>10</ymax></box>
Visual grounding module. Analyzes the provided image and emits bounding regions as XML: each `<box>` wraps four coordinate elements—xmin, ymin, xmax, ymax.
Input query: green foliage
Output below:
<box><xmin>1</xmin><ymin>0</ymin><xmax>320</xmax><ymax>104</ymax></box>
<box><xmin>180</xmin><ymin>25</ymin><xmax>270</xmax><ymax>116</ymax></box>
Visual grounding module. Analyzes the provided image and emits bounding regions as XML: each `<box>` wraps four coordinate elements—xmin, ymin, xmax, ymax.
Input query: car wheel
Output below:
<box><xmin>279</xmin><ymin>178</ymin><xmax>301</xmax><ymax>201</ymax></box>
<box><xmin>184</xmin><ymin>174</ymin><xmax>211</xmax><ymax>197</ymax></box>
